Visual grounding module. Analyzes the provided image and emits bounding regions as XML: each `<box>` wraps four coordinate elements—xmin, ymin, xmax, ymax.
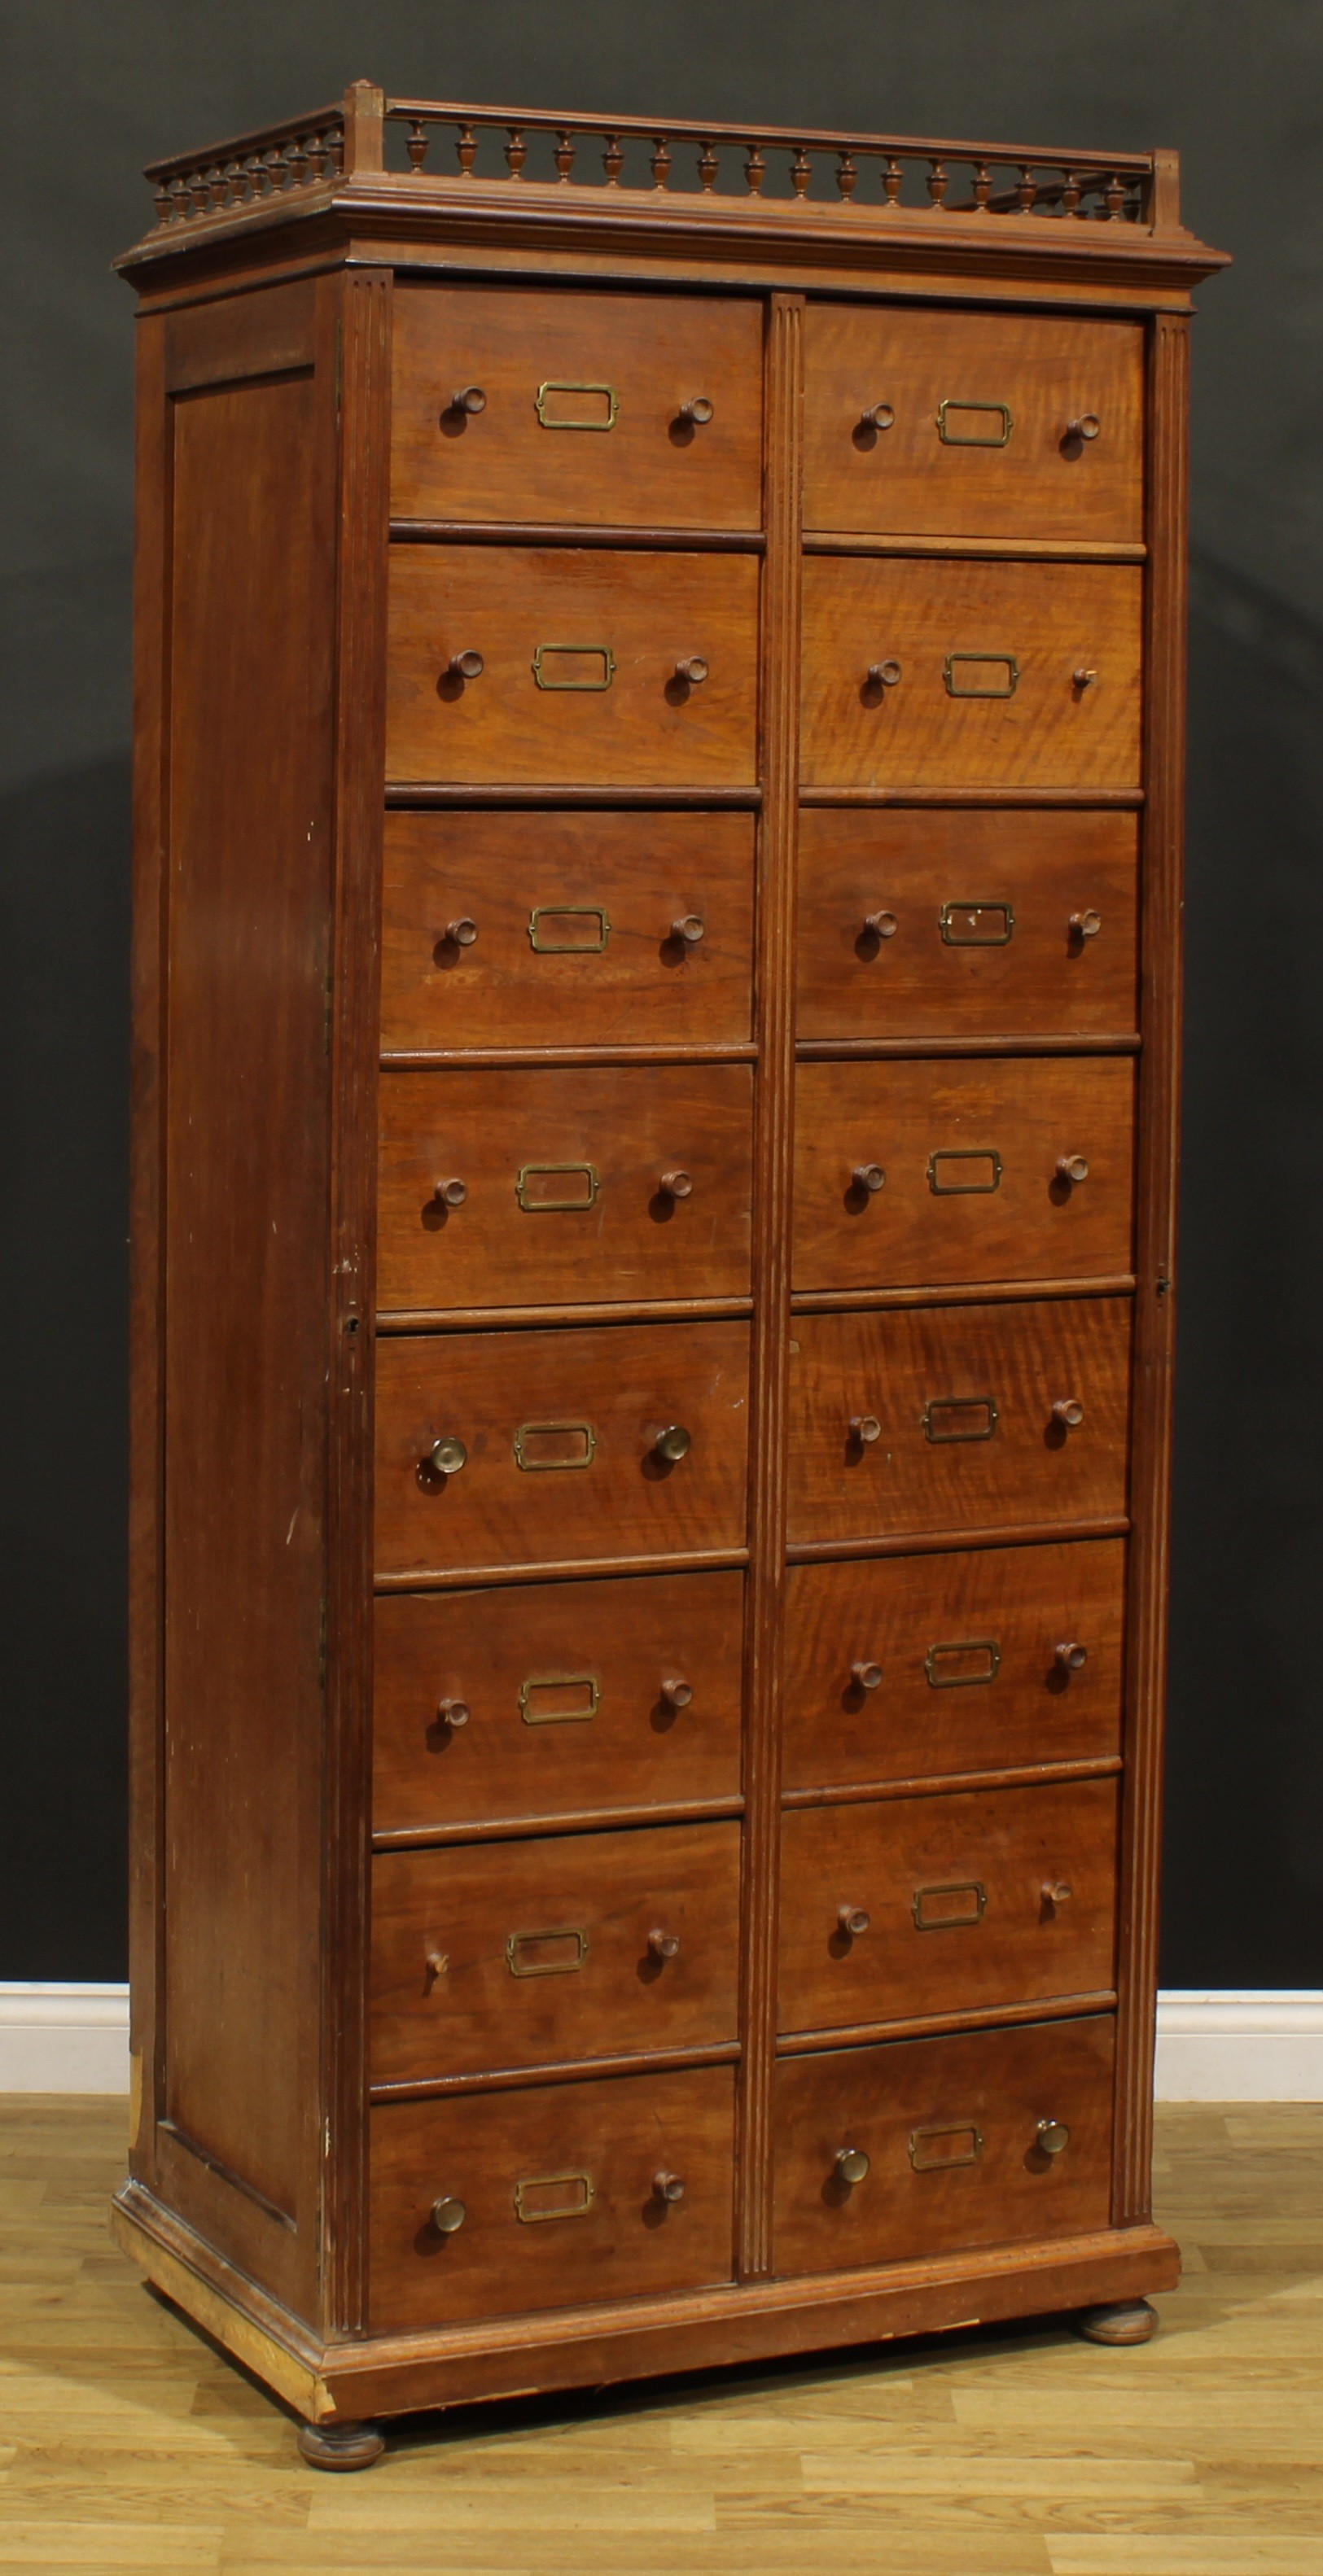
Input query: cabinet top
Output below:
<box><xmin>118</xmin><ymin>78</ymin><xmax>1228</xmax><ymax>304</ymax></box>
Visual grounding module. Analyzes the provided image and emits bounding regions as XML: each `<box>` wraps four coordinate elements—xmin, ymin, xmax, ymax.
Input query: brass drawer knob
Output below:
<box><xmin>1055</xmin><ymin>1640</ymin><xmax>1088</xmax><ymax>1673</ymax></box>
<box><xmin>1056</xmin><ymin>1154</ymin><xmax>1089</xmax><ymax>1185</ymax></box>
<box><xmin>852</xmin><ymin>1162</ymin><xmax>886</xmax><ymax>1195</ymax></box>
<box><xmin>849</xmin><ymin>1413</ymin><xmax>883</xmax><ymax>1445</ymax></box>
<box><xmin>653</xmin><ymin>2168</ymin><xmax>686</xmax><ymax>2201</ymax></box>
<box><xmin>446</xmin><ymin>649</ymin><xmax>484</xmax><ymax>681</ymax></box>
<box><xmin>1072</xmin><ymin>666</ymin><xmax>1098</xmax><ymax>689</ymax></box>
<box><xmin>864</xmin><ymin>908</ymin><xmax>898</xmax><ymax>939</ymax></box>
<box><xmin>436</xmin><ymin>1697</ymin><xmax>471</xmax><ymax>1728</ymax></box>
<box><xmin>660</xmin><ymin>1676</ymin><xmax>693</xmax><ymax>1709</ymax></box>
<box><xmin>673</xmin><ymin>656</ymin><xmax>710</xmax><ymax>686</ymax></box>
<box><xmin>672</xmin><ymin>913</ymin><xmax>706</xmax><ymax>946</ymax></box>
<box><xmin>1066</xmin><ymin>413</ymin><xmax>1100</xmax><ymax>441</ymax></box>
<box><xmin>654</xmin><ymin>1424</ymin><xmax>691</xmax><ymax>1462</ymax></box>
<box><xmin>427</xmin><ymin>1435</ymin><xmax>468</xmax><ymax>1476</ymax></box>
<box><xmin>434</xmin><ymin>1176</ymin><xmax>467</xmax><ymax>1208</ymax></box>
<box><xmin>659</xmin><ymin>1169</ymin><xmax>694</xmax><ymax>1201</ymax></box>
<box><xmin>837</xmin><ymin>1904</ymin><xmax>870</xmax><ymax>1938</ymax></box>
<box><xmin>648</xmin><ymin>1927</ymin><xmax>681</xmax><ymax>1961</ymax></box>
<box><xmin>676</xmin><ymin>397</ymin><xmax>714</xmax><ymax>426</ymax></box>
<box><xmin>1051</xmin><ymin>1398</ymin><xmax>1085</xmax><ymax>1430</ymax></box>
<box><xmin>859</xmin><ymin>401</ymin><xmax>896</xmax><ymax>431</ymax></box>
<box><xmin>1070</xmin><ymin>909</ymin><xmax>1103</xmax><ymax>940</ymax></box>
<box><xmin>866</xmin><ymin>658</ymin><xmax>902</xmax><ymax>688</ymax></box>
<box><xmin>851</xmin><ymin>1659</ymin><xmax>883</xmax><ymax>1692</ymax></box>
<box><xmin>1036</xmin><ymin>2119</ymin><xmax>1071</xmax><ymax>2156</ymax></box>
<box><xmin>449</xmin><ymin>386</ymin><xmax>487</xmax><ymax>416</ymax></box>
<box><xmin>445</xmin><ymin>915</ymin><xmax>479</xmax><ymax>947</ymax></box>
<box><xmin>835</xmin><ymin>2146</ymin><xmax>870</xmax><ymax>2185</ymax></box>
<box><xmin>431</xmin><ymin>2194</ymin><xmax>467</xmax><ymax>2233</ymax></box>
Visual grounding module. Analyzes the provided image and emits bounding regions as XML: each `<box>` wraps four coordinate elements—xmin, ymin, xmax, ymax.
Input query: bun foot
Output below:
<box><xmin>297</xmin><ymin>2418</ymin><xmax>385</xmax><ymax>2469</ymax></box>
<box><xmin>1075</xmin><ymin>2298</ymin><xmax>1159</xmax><ymax>2346</ymax></box>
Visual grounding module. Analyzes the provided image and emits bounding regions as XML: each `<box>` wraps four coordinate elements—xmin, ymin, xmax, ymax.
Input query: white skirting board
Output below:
<box><xmin>1</xmin><ymin>1985</ymin><xmax>1321</xmax><ymax>2099</ymax></box>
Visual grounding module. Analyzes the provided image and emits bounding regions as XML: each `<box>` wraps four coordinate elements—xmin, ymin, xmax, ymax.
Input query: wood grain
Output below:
<box><xmin>801</xmin><ymin>557</ymin><xmax>1142</xmax><ymax>791</ymax></box>
<box><xmin>392</xmin><ymin>282</ymin><xmax>764</xmax><ymax>528</ymax></box>
<box><xmin>387</xmin><ymin>545</ymin><xmax>759</xmax><ymax>787</ymax></box>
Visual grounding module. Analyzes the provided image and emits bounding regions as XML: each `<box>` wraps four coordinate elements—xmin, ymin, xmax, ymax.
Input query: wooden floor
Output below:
<box><xmin>1</xmin><ymin>2099</ymin><xmax>1321</xmax><ymax>2573</ymax></box>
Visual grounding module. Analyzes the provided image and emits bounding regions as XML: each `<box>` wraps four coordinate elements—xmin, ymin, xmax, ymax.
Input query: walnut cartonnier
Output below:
<box><xmin>112</xmin><ymin>78</ymin><xmax>1227</xmax><ymax>2464</ymax></box>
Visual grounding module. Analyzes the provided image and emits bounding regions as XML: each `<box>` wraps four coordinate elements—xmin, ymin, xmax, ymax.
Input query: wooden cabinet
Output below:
<box><xmin>115</xmin><ymin>81</ymin><xmax>1224</xmax><ymax>2466</ymax></box>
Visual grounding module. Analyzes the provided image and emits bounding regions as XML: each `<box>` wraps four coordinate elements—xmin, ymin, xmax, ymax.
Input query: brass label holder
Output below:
<box><xmin>924</xmin><ymin>1638</ymin><xmax>1002</xmax><ymax>1689</ymax></box>
<box><xmin>936</xmin><ymin>398</ymin><xmax>1013</xmax><ymax>447</ymax></box>
<box><xmin>506</xmin><ymin>1927</ymin><xmax>589</xmax><ymax>1978</ymax></box>
<box><xmin>944</xmin><ymin>653</ymin><xmax>1019</xmax><ymax>698</ymax></box>
<box><xmin>940</xmin><ymin>899</ymin><xmax>1014</xmax><ymax>947</ymax></box>
<box><xmin>514</xmin><ymin>1421</ymin><xmax>597</xmax><ymax>1471</ymax></box>
<box><xmin>528</xmin><ymin>906</ymin><xmax>611</xmax><ymax>953</ymax></box>
<box><xmin>519</xmin><ymin>1673</ymin><xmax>601</xmax><ymax>1725</ymax></box>
<box><xmin>535</xmin><ymin>380</ymin><xmax>619</xmax><ymax>430</ymax></box>
<box><xmin>909</xmin><ymin>2122</ymin><xmax>985</xmax><ymax>2171</ymax></box>
<box><xmin>912</xmin><ymin>1879</ymin><xmax>988</xmax><ymax>1931</ymax></box>
<box><xmin>515</xmin><ymin>1161</ymin><xmax>601</xmax><ymax>1212</ymax></box>
<box><xmin>514</xmin><ymin>2170</ymin><xmax>598</xmax><ymax>2222</ymax></box>
<box><xmin>922</xmin><ymin>1394</ymin><xmax>999</xmax><ymax>1444</ymax></box>
<box><xmin>532</xmin><ymin>644</ymin><xmax>616</xmax><ymax>690</ymax></box>
<box><xmin>927</xmin><ymin>1148</ymin><xmax>1004</xmax><ymax>1196</ymax></box>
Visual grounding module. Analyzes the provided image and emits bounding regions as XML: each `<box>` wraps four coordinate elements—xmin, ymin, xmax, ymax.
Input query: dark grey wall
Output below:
<box><xmin>2</xmin><ymin>0</ymin><xmax>1319</xmax><ymax>1982</ymax></box>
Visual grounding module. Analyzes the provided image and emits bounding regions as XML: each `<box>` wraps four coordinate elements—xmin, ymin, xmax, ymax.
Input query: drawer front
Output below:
<box><xmin>782</xmin><ymin>1537</ymin><xmax>1125</xmax><ymax>1795</ymax></box>
<box><xmin>388</xmin><ymin>548</ymin><xmax>759</xmax><ymax>787</ymax></box>
<box><xmin>370</xmin><ymin>2064</ymin><xmax>735</xmax><ymax>2329</ymax></box>
<box><xmin>381</xmin><ymin>811</ymin><xmax>756</xmax><ymax>1052</ymax></box>
<box><xmin>773</xmin><ymin>2015</ymin><xmax>1115</xmax><ymax>2276</ymax></box>
<box><xmin>793</xmin><ymin>1056</ymin><xmax>1135</xmax><ymax>1294</ymax></box>
<box><xmin>804</xmin><ymin>305</ymin><xmax>1144</xmax><ymax>543</ymax></box>
<box><xmin>375</xmin><ymin>1319</ymin><xmax>749</xmax><ymax>1578</ymax></box>
<box><xmin>795</xmin><ymin>808</ymin><xmax>1137</xmax><ymax>1043</ymax></box>
<box><xmin>778</xmin><ymin>1777</ymin><xmax>1118</xmax><ymax>2036</ymax></box>
<box><xmin>787</xmin><ymin>1297</ymin><xmax>1130</xmax><ymax>1547</ymax></box>
<box><xmin>374</xmin><ymin>1568</ymin><xmax>745</xmax><ymax>1834</ymax></box>
<box><xmin>392</xmin><ymin>284</ymin><xmax>763</xmax><ymax>530</ymax></box>
<box><xmin>800</xmin><ymin>558</ymin><xmax>1141</xmax><ymax>791</ymax></box>
<box><xmin>370</xmin><ymin>1820</ymin><xmax>740</xmax><ymax>2081</ymax></box>
<box><xmin>379</xmin><ymin>1063</ymin><xmax>753</xmax><ymax>1314</ymax></box>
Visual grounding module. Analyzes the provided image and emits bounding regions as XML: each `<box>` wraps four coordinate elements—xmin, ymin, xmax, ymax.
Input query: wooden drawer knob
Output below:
<box><xmin>431</xmin><ymin>2194</ymin><xmax>467</xmax><ymax>2233</ymax></box>
<box><xmin>1055</xmin><ymin>1641</ymin><xmax>1088</xmax><ymax>1673</ymax></box>
<box><xmin>859</xmin><ymin>402</ymin><xmax>896</xmax><ymax>431</ymax></box>
<box><xmin>852</xmin><ymin>1162</ymin><xmax>886</xmax><ymax>1195</ymax></box>
<box><xmin>676</xmin><ymin>397</ymin><xmax>714</xmax><ymax>426</ymax></box>
<box><xmin>1066</xmin><ymin>413</ymin><xmax>1100</xmax><ymax>441</ymax></box>
<box><xmin>1070</xmin><ymin>909</ymin><xmax>1102</xmax><ymax>940</ymax></box>
<box><xmin>672</xmin><ymin>914</ymin><xmax>706</xmax><ymax>946</ymax></box>
<box><xmin>1036</xmin><ymin>2119</ymin><xmax>1071</xmax><ymax>2155</ymax></box>
<box><xmin>673</xmin><ymin>656</ymin><xmax>709</xmax><ymax>685</ymax></box>
<box><xmin>659</xmin><ymin>1170</ymin><xmax>694</xmax><ymax>1201</ymax></box>
<box><xmin>1056</xmin><ymin>1154</ymin><xmax>1089</xmax><ymax>1185</ymax></box>
<box><xmin>851</xmin><ymin>1660</ymin><xmax>883</xmax><ymax>1692</ymax></box>
<box><xmin>427</xmin><ymin>1435</ymin><xmax>468</xmax><ymax>1476</ymax></box>
<box><xmin>1072</xmin><ymin>666</ymin><xmax>1099</xmax><ymax>690</ymax></box>
<box><xmin>448</xmin><ymin>386</ymin><xmax>487</xmax><ymax>416</ymax></box>
<box><xmin>837</xmin><ymin>1904</ymin><xmax>870</xmax><ymax>1939</ymax></box>
<box><xmin>1041</xmin><ymin>1880</ymin><xmax>1074</xmax><ymax>1910</ymax></box>
<box><xmin>445</xmin><ymin>916</ymin><xmax>479</xmax><ymax>947</ymax></box>
<box><xmin>864</xmin><ymin>908</ymin><xmax>898</xmax><ymax>939</ymax></box>
<box><xmin>654</xmin><ymin>1424</ymin><xmax>691</xmax><ymax>1462</ymax></box>
<box><xmin>660</xmin><ymin>1677</ymin><xmax>693</xmax><ymax>1710</ymax></box>
<box><xmin>849</xmin><ymin>1414</ymin><xmax>883</xmax><ymax>1445</ymax></box>
<box><xmin>1051</xmin><ymin>1398</ymin><xmax>1085</xmax><ymax>1430</ymax></box>
<box><xmin>866</xmin><ymin>658</ymin><xmax>902</xmax><ymax>688</ymax></box>
<box><xmin>436</xmin><ymin>1697</ymin><xmax>471</xmax><ymax>1729</ymax></box>
<box><xmin>835</xmin><ymin>2146</ymin><xmax>870</xmax><ymax>2185</ymax></box>
<box><xmin>648</xmin><ymin>1927</ymin><xmax>681</xmax><ymax>1961</ymax></box>
<box><xmin>446</xmin><ymin>649</ymin><xmax>484</xmax><ymax>681</ymax></box>
<box><xmin>433</xmin><ymin>1176</ymin><xmax>467</xmax><ymax>1208</ymax></box>
<box><xmin>653</xmin><ymin>2168</ymin><xmax>686</xmax><ymax>2201</ymax></box>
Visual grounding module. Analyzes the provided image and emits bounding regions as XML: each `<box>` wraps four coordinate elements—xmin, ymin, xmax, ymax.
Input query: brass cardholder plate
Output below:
<box><xmin>514</xmin><ymin>2169</ymin><xmax>597</xmax><ymax>2222</ymax></box>
<box><xmin>528</xmin><ymin>906</ymin><xmax>611</xmax><ymax>953</ymax></box>
<box><xmin>944</xmin><ymin>653</ymin><xmax>1019</xmax><ymax>698</ymax></box>
<box><xmin>909</xmin><ymin>2121</ymin><xmax>984</xmax><ymax>2171</ymax></box>
<box><xmin>519</xmin><ymin>1673</ymin><xmax>601</xmax><ymax>1725</ymax></box>
<box><xmin>921</xmin><ymin>1394</ymin><xmax>999</xmax><ymax>1444</ymax></box>
<box><xmin>936</xmin><ymin>398</ymin><xmax>1013</xmax><ymax>447</ymax></box>
<box><xmin>940</xmin><ymin>899</ymin><xmax>1014</xmax><ymax>947</ymax></box>
<box><xmin>535</xmin><ymin>380</ymin><xmax>619</xmax><ymax>430</ymax></box>
<box><xmin>514</xmin><ymin>1421</ymin><xmax>597</xmax><ymax>1471</ymax></box>
<box><xmin>532</xmin><ymin>643</ymin><xmax>616</xmax><ymax>690</ymax></box>
<box><xmin>506</xmin><ymin>1927</ymin><xmax>589</xmax><ymax>1978</ymax></box>
<box><xmin>515</xmin><ymin>1161</ymin><xmax>600</xmax><ymax>1212</ymax></box>
<box><xmin>912</xmin><ymin>1879</ymin><xmax>988</xmax><ymax>1932</ymax></box>
<box><xmin>925</xmin><ymin>1638</ymin><xmax>1002</xmax><ymax>1690</ymax></box>
<box><xmin>928</xmin><ymin>1148</ymin><xmax>1004</xmax><ymax>1196</ymax></box>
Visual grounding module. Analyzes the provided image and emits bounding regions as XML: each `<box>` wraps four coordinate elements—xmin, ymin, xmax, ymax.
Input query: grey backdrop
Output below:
<box><xmin>3</xmin><ymin>0</ymin><xmax>1319</xmax><ymax>1983</ymax></box>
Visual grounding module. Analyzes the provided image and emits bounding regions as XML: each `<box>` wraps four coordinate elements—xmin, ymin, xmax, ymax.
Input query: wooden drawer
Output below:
<box><xmin>778</xmin><ymin>1776</ymin><xmax>1118</xmax><ymax>2036</ymax></box>
<box><xmin>773</xmin><ymin>2015</ymin><xmax>1115</xmax><ymax>2276</ymax></box>
<box><xmin>370</xmin><ymin>1820</ymin><xmax>740</xmax><ymax>2082</ymax></box>
<box><xmin>370</xmin><ymin>2064</ymin><xmax>735</xmax><ymax>2330</ymax></box>
<box><xmin>800</xmin><ymin>558</ymin><xmax>1142</xmax><ymax>791</ymax></box>
<box><xmin>792</xmin><ymin>1056</ymin><xmax>1135</xmax><ymax>1294</ymax></box>
<box><xmin>783</xmin><ymin>1538</ymin><xmax>1125</xmax><ymax>1795</ymax></box>
<box><xmin>381</xmin><ymin>811</ymin><xmax>755</xmax><ymax>1052</ymax></box>
<box><xmin>387</xmin><ymin>547</ymin><xmax>759</xmax><ymax>788</ymax></box>
<box><xmin>795</xmin><ymin>808</ymin><xmax>1138</xmax><ymax>1043</ymax></box>
<box><xmin>786</xmin><ymin>1297</ymin><xmax>1130</xmax><ymax>1549</ymax></box>
<box><xmin>391</xmin><ymin>284</ymin><xmax>763</xmax><ymax>530</ymax></box>
<box><xmin>804</xmin><ymin>306</ymin><xmax>1144</xmax><ymax>543</ymax></box>
<box><xmin>375</xmin><ymin>1319</ymin><xmax>749</xmax><ymax>1580</ymax></box>
<box><xmin>374</xmin><ymin>1568</ymin><xmax>745</xmax><ymax>1835</ymax></box>
<box><xmin>379</xmin><ymin>1063</ymin><xmax>753</xmax><ymax>1315</ymax></box>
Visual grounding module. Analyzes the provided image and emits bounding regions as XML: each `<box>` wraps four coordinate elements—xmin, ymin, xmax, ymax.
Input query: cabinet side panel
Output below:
<box><xmin>160</xmin><ymin>354</ymin><xmax>334</xmax><ymax>2255</ymax></box>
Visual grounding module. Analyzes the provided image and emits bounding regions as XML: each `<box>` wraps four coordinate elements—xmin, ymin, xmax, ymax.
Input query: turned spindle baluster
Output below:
<box><xmin>791</xmin><ymin>143</ymin><xmax>813</xmax><ymax>196</ymax></box>
<box><xmin>153</xmin><ymin>178</ymin><xmax>173</xmax><ymax>222</ymax></box>
<box><xmin>1062</xmin><ymin>167</ymin><xmax>1083</xmax><ymax>216</ymax></box>
<box><xmin>602</xmin><ymin>133</ymin><xmax>624</xmax><ymax>185</ymax></box>
<box><xmin>1104</xmin><ymin>170</ymin><xmax>1127</xmax><ymax>219</ymax></box>
<box><xmin>697</xmin><ymin>138</ymin><xmax>718</xmax><ymax>190</ymax></box>
<box><xmin>554</xmin><ymin>129</ymin><xmax>576</xmax><ymax>182</ymax></box>
<box><xmin>1016</xmin><ymin>162</ymin><xmax>1037</xmax><ymax>212</ymax></box>
<box><xmin>330</xmin><ymin>127</ymin><xmax>344</xmax><ymax>174</ymax></box>
<box><xmin>505</xmin><ymin>128</ymin><xmax>527</xmax><ymax>177</ymax></box>
<box><xmin>287</xmin><ymin>133</ymin><xmax>308</xmax><ymax>188</ymax></box>
<box><xmin>245</xmin><ymin>150</ymin><xmax>265</xmax><ymax>197</ymax></box>
<box><xmin>835</xmin><ymin>149</ymin><xmax>857</xmax><ymax>199</ymax></box>
<box><xmin>651</xmin><ymin>133</ymin><xmax>672</xmax><ymax>187</ymax></box>
<box><xmin>744</xmin><ymin>140</ymin><xmax>766</xmax><ymax>194</ymax></box>
<box><xmin>883</xmin><ymin>154</ymin><xmax>904</xmax><ymax>208</ymax></box>
<box><xmin>927</xmin><ymin>157</ymin><xmax>949</xmax><ymax>208</ymax></box>
<box><xmin>405</xmin><ymin>119</ymin><xmax>428</xmax><ymax>172</ymax></box>
<box><xmin>264</xmin><ymin>145</ymin><xmax>285</xmax><ymax>195</ymax></box>
<box><xmin>306</xmin><ymin>132</ymin><xmax>327</xmax><ymax>182</ymax></box>
<box><xmin>456</xmin><ymin>122</ymin><xmax>479</xmax><ymax>177</ymax></box>
<box><xmin>972</xmin><ymin>159</ymin><xmax>992</xmax><ymax>212</ymax></box>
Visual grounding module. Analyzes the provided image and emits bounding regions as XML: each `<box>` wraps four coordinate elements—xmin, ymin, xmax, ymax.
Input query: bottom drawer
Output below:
<box><xmin>370</xmin><ymin>2064</ymin><xmax>735</xmax><ymax>2329</ymax></box>
<box><xmin>773</xmin><ymin>2014</ymin><xmax>1114</xmax><ymax>2277</ymax></box>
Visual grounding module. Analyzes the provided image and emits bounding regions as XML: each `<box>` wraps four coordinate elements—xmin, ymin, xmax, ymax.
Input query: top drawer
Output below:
<box><xmin>392</xmin><ymin>286</ymin><xmax>764</xmax><ymax>530</ymax></box>
<box><xmin>804</xmin><ymin>307</ymin><xmax>1144</xmax><ymax>545</ymax></box>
